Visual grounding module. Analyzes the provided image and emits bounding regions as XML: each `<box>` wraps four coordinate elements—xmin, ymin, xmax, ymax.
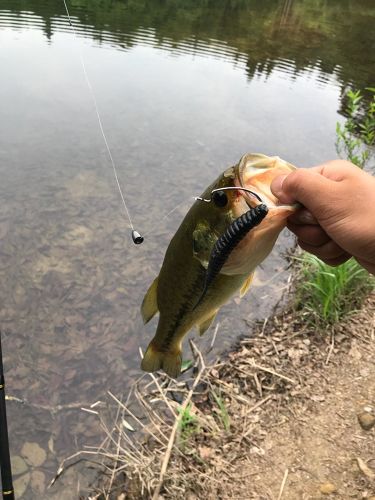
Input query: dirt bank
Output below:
<box><xmin>85</xmin><ymin>293</ymin><xmax>375</xmax><ymax>500</ymax></box>
<box><xmin>213</xmin><ymin>295</ymin><xmax>375</xmax><ymax>499</ymax></box>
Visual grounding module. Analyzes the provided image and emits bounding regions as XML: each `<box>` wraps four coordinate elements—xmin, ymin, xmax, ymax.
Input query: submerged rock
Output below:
<box><xmin>11</xmin><ymin>455</ymin><xmax>28</xmax><ymax>476</ymax></box>
<box><xmin>21</xmin><ymin>441</ymin><xmax>47</xmax><ymax>467</ymax></box>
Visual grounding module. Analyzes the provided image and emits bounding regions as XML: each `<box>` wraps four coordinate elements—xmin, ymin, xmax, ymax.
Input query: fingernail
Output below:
<box><xmin>271</xmin><ymin>175</ymin><xmax>287</xmax><ymax>197</ymax></box>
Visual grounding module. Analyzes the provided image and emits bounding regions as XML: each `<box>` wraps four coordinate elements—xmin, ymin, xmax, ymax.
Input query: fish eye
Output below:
<box><xmin>212</xmin><ymin>190</ymin><xmax>228</xmax><ymax>208</ymax></box>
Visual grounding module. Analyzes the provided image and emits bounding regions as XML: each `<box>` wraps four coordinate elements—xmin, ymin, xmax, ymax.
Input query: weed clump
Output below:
<box><xmin>295</xmin><ymin>254</ymin><xmax>373</xmax><ymax>326</ymax></box>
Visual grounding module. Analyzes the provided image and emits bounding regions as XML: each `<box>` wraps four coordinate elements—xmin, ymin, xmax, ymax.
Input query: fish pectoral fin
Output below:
<box><xmin>197</xmin><ymin>310</ymin><xmax>218</xmax><ymax>336</ymax></box>
<box><xmin>240</xmin><ymin>273</ymin><xmax>254</xmax><ymax>298</ymax></box>
<box><xmin>141</xmin><ymin>341</ymin><xmax>182</xmax><ymax>378</ymax></box>
<box><xmin>192</xmin><ymin>222</ymin><xmax>217</xmax><ymax>268</ymax></box>
<box><xmin>141</xmin><ymin>276</ymin><xmax>159</xmax><ymax>324</ymax></box>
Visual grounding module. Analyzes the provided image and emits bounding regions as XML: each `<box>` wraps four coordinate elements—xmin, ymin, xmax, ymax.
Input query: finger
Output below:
<box><xmin>356</xmin><ymin>257</ymin><xmax>375</xmax><ymax>275</ymax></box>
<box><xmin>287</xmin><ymin>221</ymin><xmax>330</xmax><ymax>247</ymax></box>
<box><xmin>321</xmin><ymin>254</ymin><xmax>352</xmax><ymax>267</ymax></box>
<box><xmin>271</xmin><ymin>168</ymin><xmax>335</xmax><ymax>208</ymax></box>
<box><xmin>309</xmin><ymin>160</ymin><xmax>361</xmax><ymax>181</ymax></box>
<box><xmin>297</xmin><ymin>239</ymin><xmax>350</xmax><ymax>262</ymax></box>
<box><xmin>289</xmin><ymin>208</ymin><xmax>318</xmax><ymax>225</ymax></box>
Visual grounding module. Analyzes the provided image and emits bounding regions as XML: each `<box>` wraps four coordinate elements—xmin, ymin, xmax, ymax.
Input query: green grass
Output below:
<box><xmin>336</xmin><ymin>88</ymin><xmax>374</xmax><ymax>168</ymax></box>
<box><xmin>177</xmin><ymin>402</ymin><xmax>199</xmax><ymax>447</ymax></box>
<box><xmin>295</xmin><ymin>254</ymin><xmax>374</xmax><ymax>326</ymax></box>
<box><xmin>211</xmin><ymin>390</ymin><xmax>230</xmax><ymax>432</ymax></box>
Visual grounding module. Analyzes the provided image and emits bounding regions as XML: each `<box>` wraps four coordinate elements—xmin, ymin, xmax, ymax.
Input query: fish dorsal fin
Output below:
<box><xmin>240</xmin><ymin>273</ymin><xmax>254</xmax><ymax>298</ymax></box>
<box><xmin>197</xmin><ymin>309</ymin><xmax>218</xmax><ymax>336</ymax></box>
<box><xmin>141</xmin><ymin>276</ymin><xmax>159</xmax><ymax>324</ymax></box>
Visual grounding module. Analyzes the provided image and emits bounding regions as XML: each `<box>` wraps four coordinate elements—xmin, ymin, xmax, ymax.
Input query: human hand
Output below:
<box><xmin>270</xmin><ymin>160</ymin><xmax>375</xmax><ymax>274</ymax></box>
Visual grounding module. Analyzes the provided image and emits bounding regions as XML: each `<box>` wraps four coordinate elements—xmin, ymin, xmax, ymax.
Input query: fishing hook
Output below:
<box><xmin>195</xmin><ymin>186</ymin><xmax>264</xmax><ymax>204</ymax></box>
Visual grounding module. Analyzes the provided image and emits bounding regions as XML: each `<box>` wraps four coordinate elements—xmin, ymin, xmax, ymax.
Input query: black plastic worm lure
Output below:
<box><xmin>194</xmin><ymin>203</ymin><xmax>269</xmax><ymax>309</ymax></box>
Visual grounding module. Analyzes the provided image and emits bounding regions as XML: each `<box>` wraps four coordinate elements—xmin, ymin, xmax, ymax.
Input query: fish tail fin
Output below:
<box><xmin>141</xmin><ymin>341</ymin><xmax>182</xmax><ymax>378</ymax></box>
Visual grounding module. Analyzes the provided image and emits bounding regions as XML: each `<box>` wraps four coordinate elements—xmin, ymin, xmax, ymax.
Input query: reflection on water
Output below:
<box><xmin>2</xmin><ymin>0</ymin><xmax>375</xmax><ymax>90</ymax></box>
<box><xmin>0</xmin><ymin>0</ymin><xmax>374</xmax><ymax>497</ymax></box>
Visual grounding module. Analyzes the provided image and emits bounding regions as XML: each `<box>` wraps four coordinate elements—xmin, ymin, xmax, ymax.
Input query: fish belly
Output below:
<box><xmin>141</xmin><ymin>272</ymin><xmax>246</xmax><ymax>378</ymax></box>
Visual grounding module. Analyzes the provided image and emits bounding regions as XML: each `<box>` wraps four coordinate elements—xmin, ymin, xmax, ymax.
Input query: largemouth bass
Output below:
<box><xmin>141</xmin><ymin>153</ymin><xmax>299</xmax><ymax>377</ymax></box>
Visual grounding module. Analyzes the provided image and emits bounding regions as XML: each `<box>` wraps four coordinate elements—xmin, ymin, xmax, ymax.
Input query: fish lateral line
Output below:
<box><xmin>193</xmin><ymin>203</ymin><xmax>269</xmax><ymax>310</ymax></box>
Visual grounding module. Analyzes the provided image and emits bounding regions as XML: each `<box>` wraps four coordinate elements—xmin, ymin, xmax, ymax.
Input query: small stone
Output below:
<box><xmin>358</xmin><ymin>412</ymin><xmax>375</xmax><ymax>431</ymax></box>
<box><xmin>13</xmin><ymin>472</ymin><xmax>30</xmax><ymax>498</ymax></box>
<box><xmin>21</xmin><ymin>441</ymin><xmax>47</xmax><ymax>467</ymax></box>
<box><xmin>320</xmin><ymin>482</ymin><xmax>336</xmax><ymax>494</ymax></box>
<box><xmin>11</xmin><ymin>455</ymin><xmax>28</xmax><ymax>476</ymax></box>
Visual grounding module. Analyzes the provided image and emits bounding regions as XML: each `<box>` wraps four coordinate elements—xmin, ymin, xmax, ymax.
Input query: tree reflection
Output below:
<box><xmin>2</xmin><ymin>0</ymin><xmax>374</xmax><ymax>108</ymax></box>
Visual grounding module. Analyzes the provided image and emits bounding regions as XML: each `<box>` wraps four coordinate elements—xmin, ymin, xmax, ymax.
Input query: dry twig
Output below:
<box><xmin>277</xmin><ymin>468</ymin><xmax>289</xmax><ymax>500</ymax></box>
<box><xmin>151</xmin><ymin>342</ymin><xmax>206</xmax><ymax>500</ymax></box>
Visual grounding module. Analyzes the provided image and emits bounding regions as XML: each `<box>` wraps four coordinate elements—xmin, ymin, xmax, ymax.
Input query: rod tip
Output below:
<box><xmin>132</xmin><ymin>230</ymin><xmax>144</xmax><ymax>245</ymax></box>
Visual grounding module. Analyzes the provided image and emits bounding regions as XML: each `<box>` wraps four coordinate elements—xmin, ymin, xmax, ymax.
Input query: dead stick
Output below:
<box><xmin>277</xmin><ymin>468</ymin><xmax>288</xmax><ymax>500</ymax></box>
<box><xmin>325</xmin><ymin>330</ymin><xmax>335</xmax><ymax>365</ymax></box>
<box><xmin>246</xmin><ymin>359</ymin><xmax>296</xmax><ymax>385</ymax></box>
<box><xmin>151</xmin><ymin>342</ymin><xmax>206</xmax><ymax>500</ymax></box>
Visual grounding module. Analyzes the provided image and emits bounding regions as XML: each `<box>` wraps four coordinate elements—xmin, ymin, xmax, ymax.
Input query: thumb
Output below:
<box><xmin>271</xmin><ymin>168</ymin><xmax>334</xmax><ymax>213</ymax></box>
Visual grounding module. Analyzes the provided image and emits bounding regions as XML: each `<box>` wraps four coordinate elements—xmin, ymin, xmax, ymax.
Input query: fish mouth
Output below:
<box><xmin>236</xmin><ymin>153</ymin><xmax>300</xmax><ymax>217</ymax></box>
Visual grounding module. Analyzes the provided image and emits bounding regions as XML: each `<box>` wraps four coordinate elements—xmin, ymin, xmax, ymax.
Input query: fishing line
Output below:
<box><xmin>62</xmin><ymin>0</ymin><xmax>143</xmax><ymax>245</ymax></box>
<box><xmin>142</xmin><ymin>187</ymin><xmax>261</xmax><ymax>240</ymax></box>
<box><xmin>141</xmin><ymin>196</ymin><xmax>197</xmax><ymax>239</ymax></box>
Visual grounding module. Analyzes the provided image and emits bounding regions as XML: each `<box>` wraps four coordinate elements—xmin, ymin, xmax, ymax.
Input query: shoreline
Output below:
<box><xmin>82</xmin><ymin>289</ymin><xmax>375</xmax><ymax>499</ymax></box>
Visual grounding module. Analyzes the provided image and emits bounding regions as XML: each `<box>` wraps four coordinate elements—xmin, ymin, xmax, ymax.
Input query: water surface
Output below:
<box><xmin>0</xmin><ymin>0</ymin><xmax>374</xmax><ymax>497</ymax></box>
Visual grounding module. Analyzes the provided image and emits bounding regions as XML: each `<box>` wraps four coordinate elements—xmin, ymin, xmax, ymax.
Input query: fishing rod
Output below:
<box><xmin>0</xmin><ymin>332</ymin><xmax>14</xmax><ymax>500</ymax></box>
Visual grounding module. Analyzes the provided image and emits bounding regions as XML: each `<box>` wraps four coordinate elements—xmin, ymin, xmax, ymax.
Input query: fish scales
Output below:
<box><xmin>141</xmin><ymin>153</ymin><xmax>299</xmax><ymax>378</ymax></box>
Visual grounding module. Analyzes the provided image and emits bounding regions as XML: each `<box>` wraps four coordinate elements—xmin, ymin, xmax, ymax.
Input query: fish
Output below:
<box><xmin>141</xmin><ymin>153</ymin><xmax>299</xmax><ymax>378</ymax></box>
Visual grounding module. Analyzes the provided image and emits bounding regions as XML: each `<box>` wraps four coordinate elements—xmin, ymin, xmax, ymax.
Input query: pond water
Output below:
<box><xmin>0</xmin><ymin>0</ymin><xmax>374</xmax><ymax>497</ymax></box>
